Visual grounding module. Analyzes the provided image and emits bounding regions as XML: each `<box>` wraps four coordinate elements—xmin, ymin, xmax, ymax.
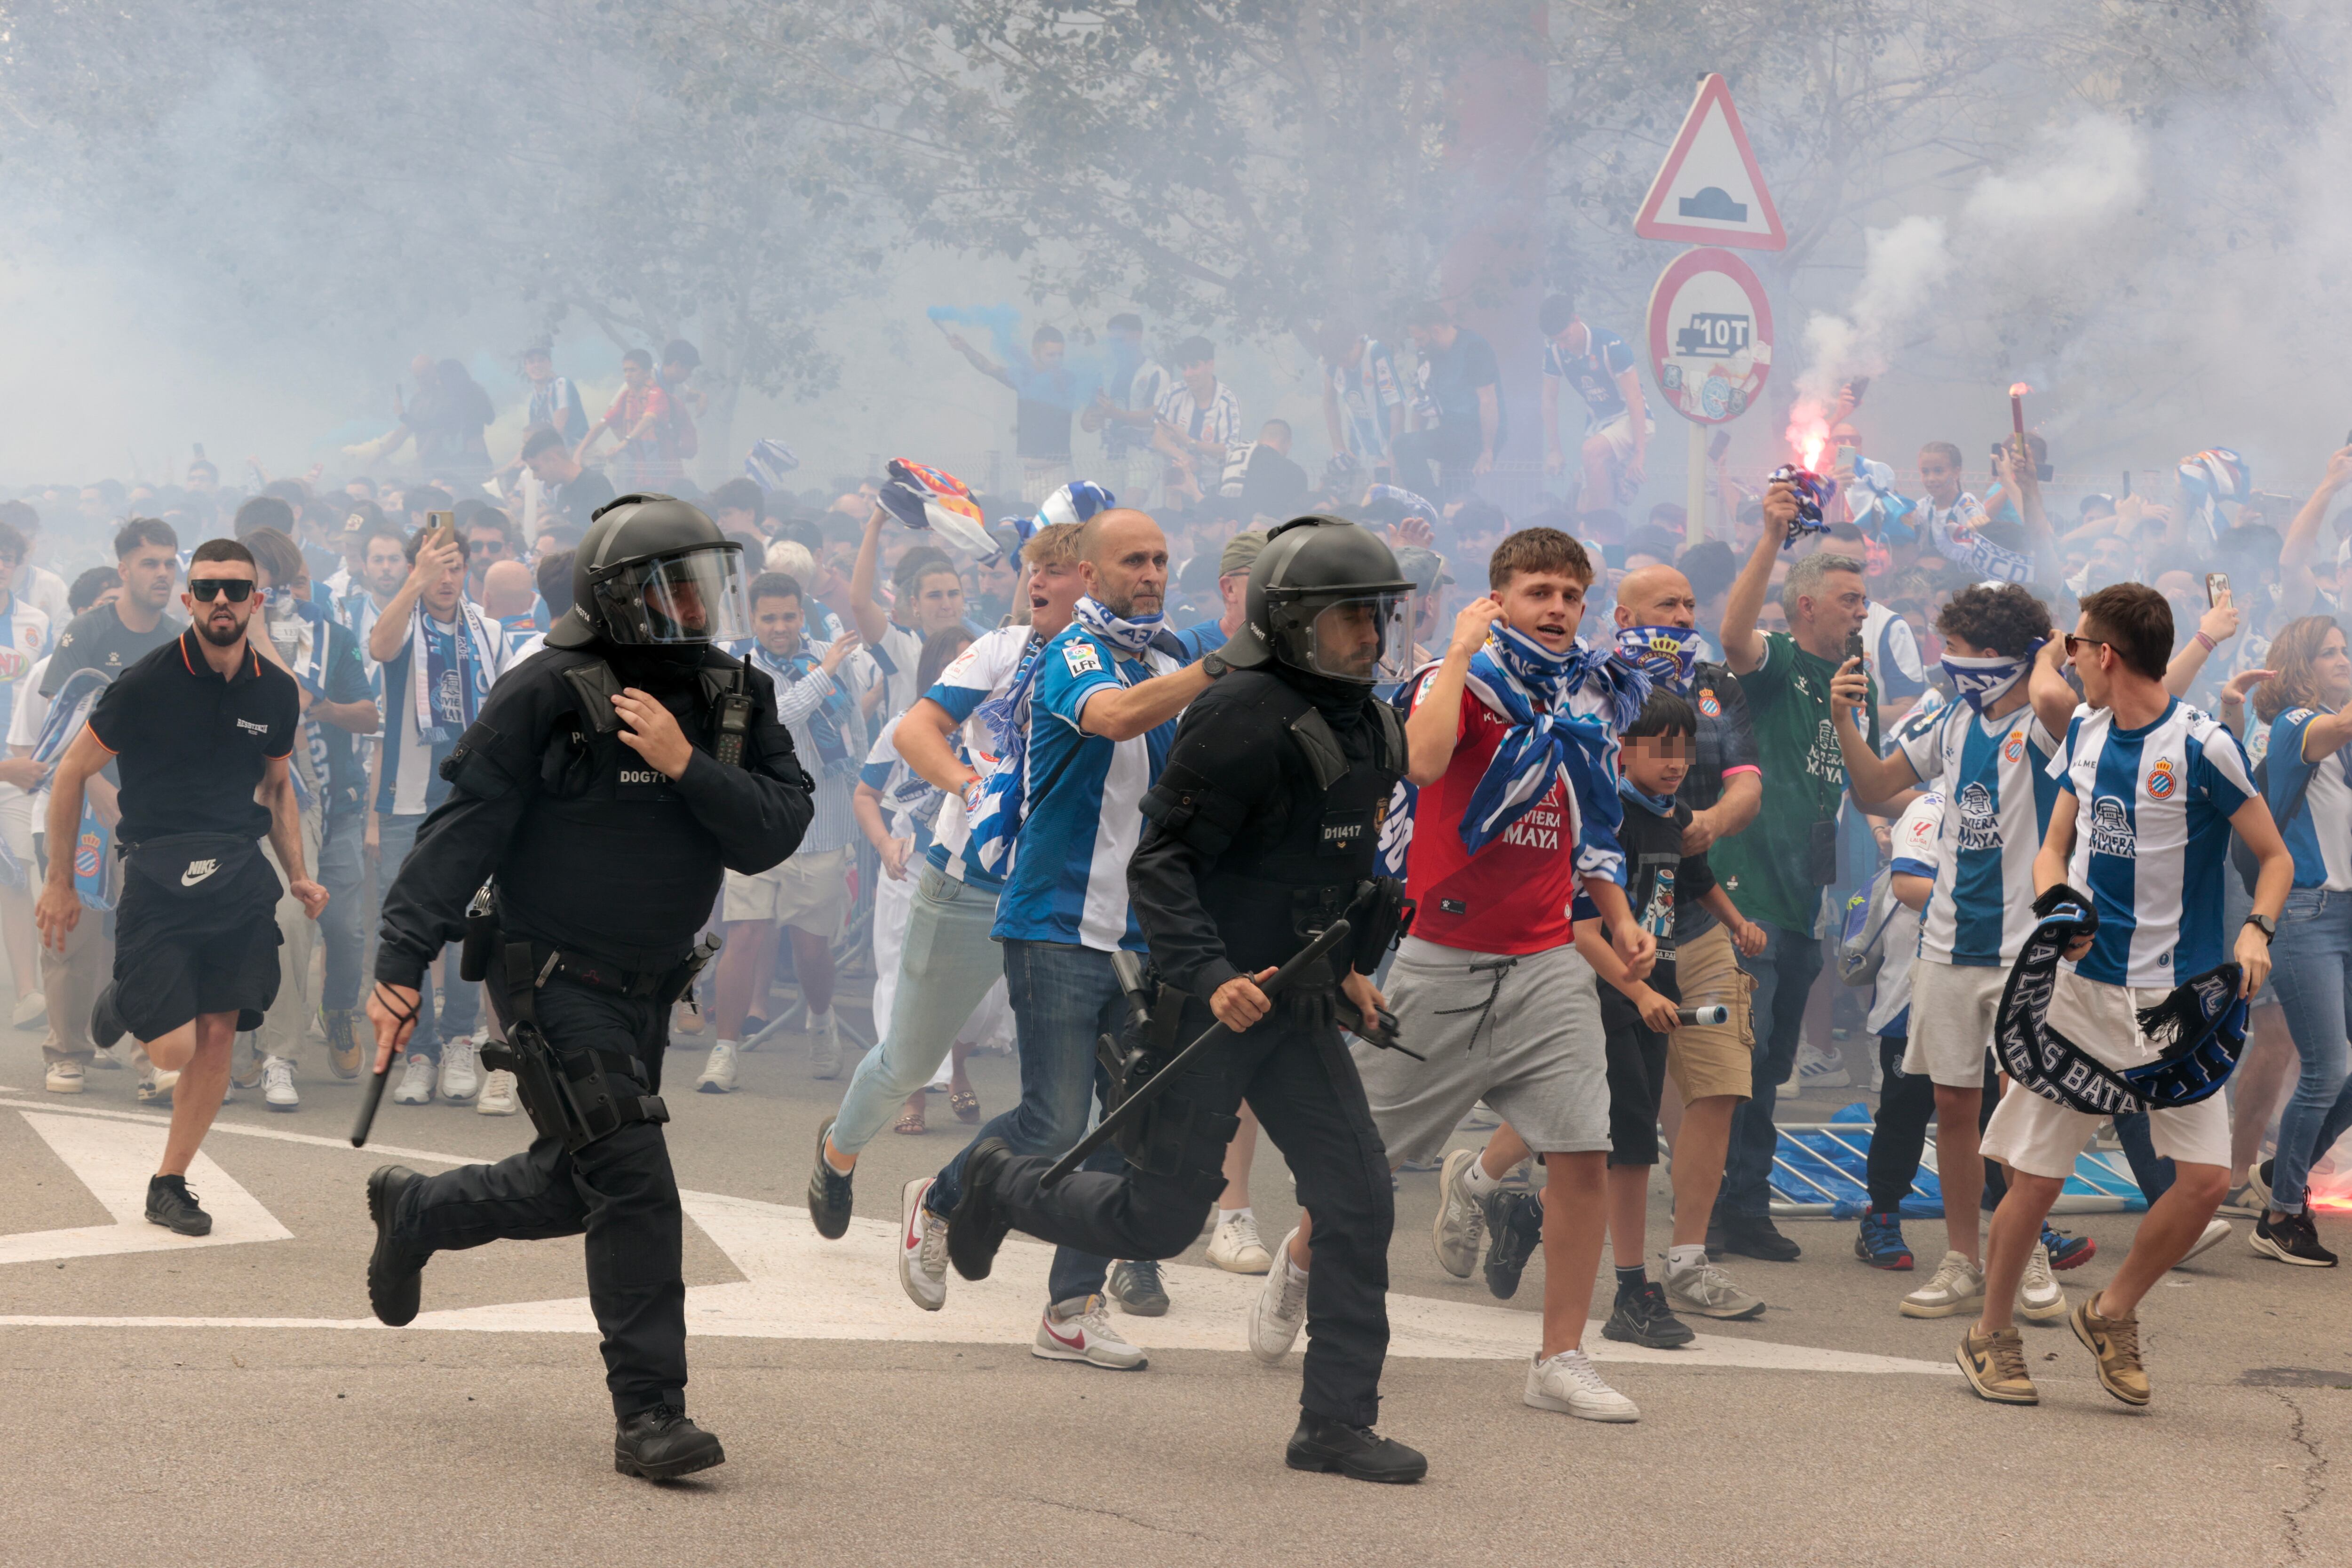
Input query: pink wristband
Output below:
<box><xmin>2194</xmin><ymin>630</ymin><xmax>2217</xmax><ymax>653</ymax></box>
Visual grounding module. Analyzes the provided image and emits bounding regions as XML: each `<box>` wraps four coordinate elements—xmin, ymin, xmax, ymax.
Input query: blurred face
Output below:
<box><xmin>1311</xmin><ymin>601</ymin><xmax>1383</xmax><ymax>680</ymax></box>
<box><xmin>184</xmin><ymin>559</ymin><xmax>257</xmax><ymax>649</ymax></box>
<box><xmin>909</xmin><ymin>568</ymin><xmax>965</xmax><ymax>636</ymax></box>
<box><xmin>1033</xmin><ymin>339</ymin><xmax>1065</xmax><ymax>372</ymax></box>
<box><xmin>1495</xmin><ymin>568</ymin><xmax>1587</xmax><ymax>653</ymax></box>
<box><xmin>2068</xmin><ymin>614</ymin><xmax>2117</xmax><ymax>707</ymax></box>
<box><xmin>646</xmin><ymin>574</ymin><xmax>708</xmax><ymax>637</ymax></box>
<box><xmin>622</xmin><ymin>358</ymin><xmax>651</xmax><ymax>389</ymax></box>
<box><xmin>1081</xmin><ymin>512</ymin><xmax>1169</xmax><ymax>620</ymax></box>
<box><xmin>524</xmin><ymin>446</ymin><xmax>572</xmax><ymax>484</ymax></box>
<box><xmin>2314</xmin><ymin>627</ymin><xmax>2352</xmax><ymax>706</ymax></box>
<box><xmin>419</xmin><ymin>552</ymin><xmax>463</xmax><ymax>617</ymax></box>
<box><xmin>410</xmin><ymin>353</ymin><xmax>435</xmax><ymax>382</ymax></box>
<box><xmin>1027</xmin><ymin>560</ymin><xmax>1086</xmax><ymax>636</ymax></box>
<box><xmin>365</xmin><ymin>537</ymin><xmax>408</xmax><ymax>597</ymax></box>
<box><xmin>977</xmin><ymin>557</ymin><xmax>1016</xmax><ymax>602</ymax></box>
<box><xmin>2155</xmin><ymin>570</ymin><xmax>2198</xmax><ymax>629</ymax></box>
<box><xmin>465</xmin><ymin>525</ymin><xmax>511</xmax><ymax>564</ymax></box>
<box><xmin>523</xmin><ymin>351</ymin><xmax>551</xmax><ymax>382</ymax></box>
<box><xmin>1793</xmin><ymin>567</ymin><xmax>1868</xmax><ymax>644</ymax></box>
<box><xmin>752</xmin><ymin>592</ymin><xmax>804</xmax><ymax>656</ymax></box>
<box><xmin>1180</xmin><ymin>358</ymin><xmax>1215</xmax><ymax>400</ymax></box>
<box><xmin>1614</xmin><ymin>567</ymin><xmax>1698</xmax><ymax>631</ymax></box>
<box><xmin>714</xmin><ymin>506</ymin><xmax>757</xmax><ymax>537</ymax></box>
<box><xmin>119</xmin><ymin>541</ymin><xmax>178</xmax><ymax>614</ymax></box>
<box><xmin>1917</xmin><ymin>448</ymin><xmax>1961</xmax><ymax>506</ymax></box>
<box><xmin>1622</xmin><ymin>732</ymin><xmax>1691</xmax><ymax>797</ymax></box>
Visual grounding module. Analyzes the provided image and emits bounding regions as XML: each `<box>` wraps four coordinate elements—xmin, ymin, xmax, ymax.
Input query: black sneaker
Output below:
<box><xmin>1482</xmin><ymin>1190</ymin><xmax>1543</xmax><ymax>1301</ymax></box>
<box><xmin>806</xmin><ymin>1117</ymin><xmax>855</xmax><ymax>1240</ymax></box>
<box><xmin>1716</xmin><ymin>1214</ymin><xmax>1802</xmax><ymax>1262</ymax></box>
<box><xmin>1602</xmin><ymin>1279</ymin><xmax>1696</xmax><ymax>1348</ymax></box>
<box><xmin>2252</xmin><ymin>1209</ymin><xmax>2338</xmax><ymax>1268</ymax></box>
<box><xmin>1108</xmin><ymin>1258</ymin><xmax>1169</xmax><ymax>1316</ymax></box>
<box><xmin>366</xmin><ymin>1165</ymin><xmax>428</xmax><ymax>1326</ymax></box>
<box><xmin>145</xmin><ymin>1173</ymin><xmax>211</xmax><ymax>1236</ymax></box>
<box><xmin>1285</xmin><ymin>1410</ymin><xmax>1427</xmax><ymax>1484</ymax></box>
<box><xmin>614</xmin><ymin>1405</ymin><xmax>726</xmax><ymax>1480</ymax></box>
<box><xmin>92</xmin><ymin>983</ymin><xmax>129</xmax><ymax>1052</ymax></box>
<box><xmin>946</xmin><ymin>1138</ymin><xmax>1016</xmax><ymax>1281</ymax></box>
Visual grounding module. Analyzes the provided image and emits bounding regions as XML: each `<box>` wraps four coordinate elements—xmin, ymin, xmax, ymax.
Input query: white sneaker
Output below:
<box><xmin>261</xmin><ymin>1055</ymin><xmax>299</xmax><ymax>1113</ymax></box>
<box><xmin>2174</xmin><ymin>1217</ymin><xmax>2233</xmax><ymax>1267</ymax></box>
<box><xmin>1432</xmin><ymin>1148</ymin><xmax>1489</xmax><ymax>1278</ymax></box>
<box><xmin>1033</xmin><ymin>1294</ymin><xmax>1148</xmax><ymax>1370</ymax></box>
<box><xmin>391</xmin><ymin>1054</ymin><xmax>436</xmax><ymax>1105</ymax></box>
<box><xmin>1792</xmin><ymin>1037</ymin><xmax>1849</xmax><ymax>1092</ymax></box>
<box><xmin>44</xmin><ymin>1059</ymin><xmax>84</xmax><ymax>1094</ymax></box>
<box><xmin>1206</xmin><ymin>1212</ymin><xmax>1272</xmax><ymax>1274</ymax></box>
<box><xmin>898</xmin><ymin>1177</ymin><xmax>949</xmax><ymax>1311</ymax></box>
<box><xmin>1899</xmin><ymin>1250</ymin><xmax>1986</xmax><ymax>1318</ymax></box>
<box><xmin>1248</xmin><ymin>1228</ymin><xmax>1310</xmax><ymax>1363</ymax></box>
<box><xmin>437</xmin><ymin>1036</ymin><xmax>480</xmax><ymax>1101</ymax></box>
<box><xmin>698</xmin><ymin>1040</ymin><xmax>739</xmax><ymax>1094</ymax></box>
<box><xmin>1662</xmin><ymin>1256</ymin><xmax>1766</xmax><ymax>1321</ymax></box>
<box><xmin>140</xmin><ymin>1069</ymin><xmax>180</xmax><ymax>1106</ymax></box>
<box><xmin>13</xmin><ymin>991</ymin><xmax>48</xmax><ymax>1029</ymax></box>
<box><xmin>2017</xmin><ymin>1241</ymin><xmax>2067</xmax><ymax>1321</ymax></box>
<box><xmin>1524</xmin><ymin>1347</ymin><xmax>1640</xmax><ymax>1422</ymax></box>
<box><xmin>809</xmin><ymin>1015</ymin><xmax>842</xmax><ymax>1079</ymax></box>
<box><xmin>477</xmin><ymin>1069</ymin><xmax>519</xmax><ymax>1116</ymax></box>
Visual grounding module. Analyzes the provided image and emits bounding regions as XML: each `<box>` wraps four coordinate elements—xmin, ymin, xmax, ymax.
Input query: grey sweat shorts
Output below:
<box><xmin>1352</xmin><ymin>935</ymin><xmax>1611</xmax><ymax>1166</ymax></box>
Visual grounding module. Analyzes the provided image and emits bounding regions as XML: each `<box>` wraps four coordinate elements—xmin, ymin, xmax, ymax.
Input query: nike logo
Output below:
<box><xmin>904</xmin><ymin>1180</ymin><xmax>930</xmax><ymax>1250</ymax></box>
<box><xmin>181</xmin><ymin>859</ymin><xmax>220</xmax><ymax>887</ymax></box>
<box><xmin>1041</xmin><ymin>1320</ymin><xmax>1088</xmax><ymax>1350</ymax></box>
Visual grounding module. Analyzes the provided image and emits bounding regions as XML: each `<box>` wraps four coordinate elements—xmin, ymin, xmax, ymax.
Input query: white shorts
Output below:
<box><xmin>1901</xmin><ymin>958</ymin><xmax>2004</xmax><ymax>1088</ymax></box>
<box><xmin>1588</xmin><ymin>411</ymin><xmax>1656</xmax><ymax>464</ymax></box>
<box><xmin>1979</xmin><ymin>968</ymin><xmax>2231</xmax><ymax>1180</ymax></box>
<box><xmin>721</xmin><ymin>844</ymin><xmax>851</xmax><ymax>937</ymax></box>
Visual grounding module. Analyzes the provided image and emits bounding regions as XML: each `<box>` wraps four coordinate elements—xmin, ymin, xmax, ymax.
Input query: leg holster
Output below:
<box><xmin>478</xmin><ymin>942</ymin><xmax>671</xmax><ymax>1154</ymax></box>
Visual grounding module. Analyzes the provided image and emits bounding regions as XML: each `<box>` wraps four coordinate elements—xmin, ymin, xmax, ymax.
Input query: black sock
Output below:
<box><xmin>1614</xmin><ymin>1264</ymin><xmax>1648</xmax><ymax>1299</ymax></box>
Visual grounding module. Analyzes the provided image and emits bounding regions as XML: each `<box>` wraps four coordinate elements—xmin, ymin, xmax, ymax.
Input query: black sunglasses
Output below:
<box><xmin>189</xmin><ymin>578</ymin><xmax>254</xmax><ymax>603</ymax></box>
<box><xmin>2062</xmin><ymin>634</ymin><xmax>2109</xmax><ymax>659</ymax></box>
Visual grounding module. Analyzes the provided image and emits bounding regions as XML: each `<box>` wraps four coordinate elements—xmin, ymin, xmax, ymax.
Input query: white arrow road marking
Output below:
<box><xmin>0</xmin><ymin>1112</ymin><xmax>293</xmax><ymax>1266</ymax></box>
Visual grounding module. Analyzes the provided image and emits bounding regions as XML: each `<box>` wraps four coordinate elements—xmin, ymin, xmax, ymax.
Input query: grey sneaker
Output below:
<box><xmin>1431</xmin><ymin>1147</ymin><xmax>1488</xmax><ymax>1278</ymax></box>
<box><xmin>1107</xmin><ymin>1258</ymin><xmax>1170</xmax><ymax>1317</ymax></box>
<box><xmin>2017</xmin><ymin>1241</ymin><xmax>2067</xmax><ymax>1322</ymax></box>
<box><xmin>1900</xmin><ymin>1250</ymin><xmax>1986</xmax><ymax>1318</ymax></box>
<box><xmin>809</xmin><ymin>1016</ymin><xmax>843</xmax><ymax>1080</ymax></box>
<box><xmin>1248</xmin><ymin>1228</ymin><xmax>1310</xmax><ymax>1362</ymax></box>
<box><xmin>1662</xmin><ymin>1257</ymin><xmax>1765</xmax><ymax>1321</ymax></box>
<box><xmin>1033</xmin><ymin>1294</ymin><xmax>1147</xmax><ymax>1370</ymax></box>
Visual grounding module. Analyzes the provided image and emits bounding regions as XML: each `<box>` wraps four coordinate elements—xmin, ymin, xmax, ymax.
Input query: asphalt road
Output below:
<box><xmin>2</xmin><ymin>1011</ymin><xmax>2345</xmax><ymax>1568</ymax></box>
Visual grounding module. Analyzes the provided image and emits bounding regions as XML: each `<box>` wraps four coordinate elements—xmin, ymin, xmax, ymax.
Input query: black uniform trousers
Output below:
<box><xmin>389</xmin><ymin>976</ymin><xmax>686</xmax><ymax>1418</ymax></box>
<box><xmin>988</xmin><ymin>994</ymin><xmax>1396</xmax><ymax>1427</ymax></box>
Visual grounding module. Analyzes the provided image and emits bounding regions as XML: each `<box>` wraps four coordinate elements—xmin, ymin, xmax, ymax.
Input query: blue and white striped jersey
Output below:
<box><xmin>1897</xmin><ymin>701</ymin><xmax>2062</xmax><ymax>967</ymax></box>
<box><xmin>2051</xmin><ymin>699</ymin><xmax>2255</xmax><ymax>988</ymax></box>
<box><xmin>2266</xmin><ymin>706</ymin><xmax>2352</xmax><ymax>891</ymax></box>
<box><xmin>991</xmin><ymin>622</ymin><xmax>1178</xmax><ymax>953</ymax></box>
<box><xmin>914</xmin><ymin>623</ymin><xmax>1033</xmax><ymax>891</ymax></box>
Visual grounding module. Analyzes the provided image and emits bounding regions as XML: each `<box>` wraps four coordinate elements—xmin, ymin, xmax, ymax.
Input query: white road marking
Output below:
<box><xmin>0</xmin><ymin>1112</ymin><xmax>293</xmax><ymax>1265</ymax></box>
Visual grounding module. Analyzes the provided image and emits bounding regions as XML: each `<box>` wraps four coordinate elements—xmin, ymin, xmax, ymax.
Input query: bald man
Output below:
<box><xmin>898</xmin><ymin>508</ymin><xmax>1218</xmax><ymax>1366</ymax></box>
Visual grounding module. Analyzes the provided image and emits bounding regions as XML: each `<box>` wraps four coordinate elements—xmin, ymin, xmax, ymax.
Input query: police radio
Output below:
<box><xmin>711</xmin><ymin>665</ymin><xmax>757</xmax><ymax>768</ymax></box>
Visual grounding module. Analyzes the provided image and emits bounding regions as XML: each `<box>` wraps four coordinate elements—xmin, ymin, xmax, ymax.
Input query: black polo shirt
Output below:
<box><xmin>39</xmin><ymin>602</ymin><xmax>184</xmax><ymax>698</ymax></box>
<box><xmin>85</xmin><ymin>629</ymin><xmax>301</xmax><ymax>844</ymax></box>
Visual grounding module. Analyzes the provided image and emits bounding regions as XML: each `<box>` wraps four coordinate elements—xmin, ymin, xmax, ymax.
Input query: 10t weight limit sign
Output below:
<box><xmin>1646</xmin><ymin>247</ymin><xmax>1774</xmax><ymax>425</ymax></box>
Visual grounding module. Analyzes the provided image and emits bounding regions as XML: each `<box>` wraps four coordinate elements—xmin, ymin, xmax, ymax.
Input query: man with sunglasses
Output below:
<box><xmin>37</xmin><ymin>539</ymin><xmax>319</xmax><ymax>1238</ymax></box>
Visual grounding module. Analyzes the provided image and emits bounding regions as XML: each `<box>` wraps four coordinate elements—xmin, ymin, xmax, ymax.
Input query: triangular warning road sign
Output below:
<box><xmin>1634</xmin><ymin>73</ymin><xmax>1786</xmax><ymax>252</ymax></box>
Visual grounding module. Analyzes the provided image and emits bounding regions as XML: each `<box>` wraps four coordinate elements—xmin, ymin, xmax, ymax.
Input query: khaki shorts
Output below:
<box><xmin>1902</xmin><ymin>958</ymin><xmax>2005</xmax><ymax>1088</ymax></box>
<box><xmin>722</xmin><ymin>844</ymin><xmax>851</xmax><ymax>937</ymax></box>
<box><xmin>1979</xmin><ymin>968</ymin><xmax>2231</xmax><ymax>1180</ymax></box>
<box><xmin>1665</xmin><ymin>922</ymin><xmax>1754</xmax><ymax>1104</ymax></box>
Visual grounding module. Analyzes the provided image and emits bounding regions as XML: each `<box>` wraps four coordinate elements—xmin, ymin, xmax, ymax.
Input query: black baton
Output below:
<box><xmin>350</xmin><ymin>1058</ymin><xmax>391</xmax><ymax>1148</ymax></box>
<box><xmin>1039</xmin><ymin>919</ymin><xmax>1353</xmax><ymax>1191</ymax></box>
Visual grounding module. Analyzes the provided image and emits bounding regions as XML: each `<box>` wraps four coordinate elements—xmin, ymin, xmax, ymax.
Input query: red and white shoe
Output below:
<box><xmin>898</xmin><ymin>1177</ymin><xmax>949</xmax><ymax>1311</ymax></box>
<box><xmin>1032</xmin><ymin>1294</ymin><xmax>1147</xmax><ymax>1370</ymax></box>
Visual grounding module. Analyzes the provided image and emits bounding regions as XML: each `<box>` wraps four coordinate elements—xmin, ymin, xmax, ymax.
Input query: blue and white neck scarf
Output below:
<box><xmin>268</xmin><ymin>596</ymin><xmax>335</xmax><ymax>811</ymax></box>
<box><xmin>407</xmin><ymin>598</ymin><xmax>499</xmax><ymax>743</ymax></box>
<box><xmin>1071</xmin><ymin>594</ymin><xmax>1162</xmax><ymax>656</ymax></box>
<box><xmin>1614</xmin><ymin>624</ymin><xmax>1705</xmax><ymax>691</ymax></box>
<box><xmin>749</xmin><ymin>640</ymin><xmax>856</xmax><ymax>773</ymax></box>
<box><xmin>1617</xmin><ymin>774</ymin><xmax>1678</xmax><ymax>817</ymax></box>
<box><xmin>1458</xmin><ymin>623</ymin><xmax>1648</xmax><ymax>856</ymax></box>
<box><xmin>1941</xmin><ymin>641</ymin><xmax>2043</xmax><ymax>713</ymax></box>
<box><xmin>964</xmin><ymin>632</ymin><xmax>1051</xmax><ymax>878</ymax></box>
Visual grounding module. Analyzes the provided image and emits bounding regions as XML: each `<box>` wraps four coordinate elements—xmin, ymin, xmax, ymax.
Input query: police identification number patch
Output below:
<box><xmin>1062</xmin><ymin>640</ymin><xmax>1103</xmax><ymax>677</ymax></box>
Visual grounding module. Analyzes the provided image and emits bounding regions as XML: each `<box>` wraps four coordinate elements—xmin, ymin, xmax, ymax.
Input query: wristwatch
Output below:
<box><xmin>1201</xmin><ymin>652</ymin><xmax>1231</xmax><ymax>679</ymax></box>
<box><xmin>2244</xmin><ymin>912</ymin><xmax>2277</xmax><ymax>942</ymax></box>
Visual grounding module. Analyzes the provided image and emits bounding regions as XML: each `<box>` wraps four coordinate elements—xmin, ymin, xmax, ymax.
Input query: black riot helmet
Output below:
<box><xmin>1221</xmin><ymin>515</ymin><xmax>1417</xmax><ymax>686</ymax></box>
<box><xmin>546</xmin><ymin>493</ymin><xmax>748</xmax><ymax>650</ymax></box>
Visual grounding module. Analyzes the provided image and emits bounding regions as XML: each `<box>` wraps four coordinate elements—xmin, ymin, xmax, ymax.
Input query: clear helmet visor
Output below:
<box><xmin>1300</xmin><ymin>593</ymin><xmax>1413</xmax><ymax>684</ymax></box>
<box><xmin>596</xmin><ymin>547</ymin><xmax>749</xmax><ymax>645</ymax></box>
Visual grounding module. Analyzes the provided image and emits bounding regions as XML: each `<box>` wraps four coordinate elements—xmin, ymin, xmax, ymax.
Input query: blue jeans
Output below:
<box><xmin>318</xmin><ymin>812</ymin><xmax>366</xmax><ymax>1012</ymax></box>
<box><xmin>2265</xmin><ymin>887</ymin><xmax>2352</xmax><ymax>1211</ymax></box>
<box><xmin>376</xmin><ymin>811</ymin><xmax>480</xmax><ymax>1061</ymax></box>
<box><xmin>1715</xmin><ymin>923</ymin><xmax>1821</xmax><ymax>1222</ymax></box>
<box><xmin>928</xmin><ymin>938</ymin><xmax>1125</xmax><ymax>1304</ymax></box>
<box><xmin>831</xmin><ymin>868</ymin><xmax>1002</xmax><ymax>1156</ymax></box>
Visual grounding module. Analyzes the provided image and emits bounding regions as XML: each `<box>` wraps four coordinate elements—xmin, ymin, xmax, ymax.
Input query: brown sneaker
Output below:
<box><xmin>1955</xmin><ymin>1323</ymin><xmax>2039</xmax><ymax>1404</ymax></box>
<box><xmin>2071</xmin><ymin>1293</ymin><xmax>2151</xmax><ymax>1406</ymax></box>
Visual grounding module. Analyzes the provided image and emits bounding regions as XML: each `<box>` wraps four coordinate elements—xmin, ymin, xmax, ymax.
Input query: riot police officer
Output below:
<box><xmin>944</xmin><ymin>516</ymin><xmax>1426</xmax><ymax>1482</ymax></box>
<box><xmin>361</xmin><ymin>495</ymin><xmax>813</xmax><ymax>1480</ymax></box>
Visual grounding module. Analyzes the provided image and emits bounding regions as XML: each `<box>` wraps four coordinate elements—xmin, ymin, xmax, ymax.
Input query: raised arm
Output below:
<box><xmin>1720</xmin><ymin>479</ymin><xmax>1796</xmax><ymax>673</ymax></box>
<box><xmin>2279</xmin><ymin>446</ymin><xmax>2352</xmax><ymax>617</ymax></box>
<box><xmin>1403</xmin><ymin>597</ymin><xmax>1505</xmax><ymax>786</ymax></box>
<box><xmin>847</xmin><ymin>504</ymin><xmax>893</xmax><ymax>647</ymax></box>
<box><xmin>1077</xmin><ymin>661</ymin><xmax>1213</xmax><ymax>743</ymax></box>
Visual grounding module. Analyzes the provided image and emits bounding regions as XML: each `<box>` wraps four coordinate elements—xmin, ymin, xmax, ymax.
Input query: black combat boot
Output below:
<box><xmin>614</xmin><ymin>1406</ymin><xmax>726</xmax><ymax>1480</ymax></box>
<box><xmin>946</xmin><ymin>1138</ymin><xmax>1015</xmax><ymax>1281</ymax></box>
<box><xmin>1285</xmin><ymin>1411</ymin><xmax>1428</xmax><ymax>1483</ymax></box>
<box><xmin>366</xmin><ymin>1165</ymin><xmax>427</xmax><ymax>1326</ymax></box>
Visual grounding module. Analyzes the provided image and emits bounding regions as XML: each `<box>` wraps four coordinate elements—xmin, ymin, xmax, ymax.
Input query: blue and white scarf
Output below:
<box><xmin>1847</xmin><ymin>457</ymin><xmax>1921</xmax><ymax>543</ymax></box>
<box><xmin>747</xmin><ymin>640</ymin><xmax>857</xmax><ymax>773</ymax></box>
<box><xmin>993</xmin><ymin>480</ymin><xmax>1116</xmax><ymax>569</ymax></box>
<box><xmin>1925</xmin><ymin>492</ymin><xmax>2034</xmax><ymax>585</ymax></box>
<box><xmin>1941</xmin><ymin>641</ymin><xmax>2043</xmax><ymax>713</ymax></box>
<box><xmin>968</xmin><ymin>598</ymin><xmax>1161</xmax><ymax>877</ymax></box>
<box><xmin>407</xmin><ymin>598</ymin><xmax>500</xmax><ymax>743</ymax></box>
<box><xmin>1613</xmin><ymin>624</ymin><xmax>1705</xmax><ymax>692</ymax></box>
<box><xmin>1458</xmin><ymin>623</ymin><xmax>1647</xmax><ymax>858</ymax></box>
<box><xmin>266</xmin><ymin>593</ymin><xmax>336</xmax><ymax>812</ymax></box>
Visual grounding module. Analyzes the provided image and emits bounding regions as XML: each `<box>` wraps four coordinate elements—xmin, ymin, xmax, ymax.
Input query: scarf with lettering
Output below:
<box><xmin>407</xmin><ymin>597</ymin><xmax>499</xmax><ymax>743</ymax></box>
<box><xmin>266</xmin><ymin>593</ymin><xmax>335</xmax><ymax>811</ymax></box>
<box><xmin>1458</xmin><ymin>623</ymin><xmax>1646</xmax><ymax>858</ymax></box>
<box><xmin>1940</xmin><ymin>641</ymin><xmax>2043</xmax><ymax>713</ymax></box>
<box><xmin>1925</xmin><ymin>493</ymin><xmax>2034</xmax><ymax>585</ymax></box>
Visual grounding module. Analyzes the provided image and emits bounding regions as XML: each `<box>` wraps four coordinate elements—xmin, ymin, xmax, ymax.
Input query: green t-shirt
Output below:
<box><xmin>1709</xmin><ymin>631</ymin><xmax>1879</xmax><ymax>934</ymax></box>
